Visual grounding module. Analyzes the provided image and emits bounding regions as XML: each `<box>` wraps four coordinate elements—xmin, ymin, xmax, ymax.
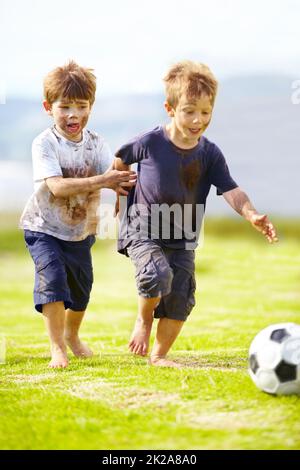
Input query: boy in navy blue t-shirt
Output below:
<box><xmin>114</xmin><ymin>61</ymin><xmax>278</xmax><ymax>368</ymax></box>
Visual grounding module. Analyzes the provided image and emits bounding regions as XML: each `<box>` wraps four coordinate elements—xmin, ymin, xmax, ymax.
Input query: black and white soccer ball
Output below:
<box><xmin>249</xmin><ymin>323</ymin><xmax>300</xmax><ymax>395</ymax></box>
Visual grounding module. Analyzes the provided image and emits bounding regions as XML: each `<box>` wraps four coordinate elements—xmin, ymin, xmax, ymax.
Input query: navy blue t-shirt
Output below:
<box><xmin>116</xmin><ymin>126</ymin><xmax>238</xmax><ymax>252</ymax></box>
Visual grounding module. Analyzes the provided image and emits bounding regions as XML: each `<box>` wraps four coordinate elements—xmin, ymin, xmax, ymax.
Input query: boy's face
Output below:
<box><xmin>43</xmin><ymin>98</ymin><xmax>91</xmax><ymax>142</ymax></box>
<box><xmin>165</xmin><ymin>93</ymin><xmax>213</xmax><ymax>147</ymax></box>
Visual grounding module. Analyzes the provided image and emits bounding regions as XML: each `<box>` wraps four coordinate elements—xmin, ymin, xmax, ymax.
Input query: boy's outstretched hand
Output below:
<box><xmin>223</xmin><ymin>188</ymin><xmax>278</xmax><ymax>244</ymax></box>
<box><xmin>103</xmin><ymin>167</ymin><xmax>137</xmax><ymax>195</ymax></box>
<box><xmin>249</xmin><ymin>213</ymin><xmax>278</xmax><ymax>243</ymax></box>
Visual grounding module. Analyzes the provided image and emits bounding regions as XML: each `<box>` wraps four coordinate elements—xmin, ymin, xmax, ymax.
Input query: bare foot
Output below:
<box><xmin>65</xmin><ymin>335</ymin><xmax>93</xmax><ymax>358</ymax></box>
<box><xmin>49</xmin><ymin>344</ymin><xmax>69</xmax><ymax>368</ymax></box>
<box><xmin>129</xmin><ymin>317</ymin><xmax>153</xmax><ymax>356</ymax></box>
<box><xmin>149</xmin><ymin>356</ymin><xmax>183</xmax><ymax>368</ymax></box>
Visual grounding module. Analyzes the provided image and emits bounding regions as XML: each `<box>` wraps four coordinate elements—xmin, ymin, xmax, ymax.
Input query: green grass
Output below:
<box><xmin>0</xmin><ymin>216</ymin><xmax>300</xmax><ymax>450</ymax></box>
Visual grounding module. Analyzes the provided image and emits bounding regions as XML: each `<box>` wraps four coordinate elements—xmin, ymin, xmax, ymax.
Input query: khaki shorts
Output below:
<box><xmin>126</xmin><ymin>239</ymin><xmax>196</xmax><ymax>321</ymax></box>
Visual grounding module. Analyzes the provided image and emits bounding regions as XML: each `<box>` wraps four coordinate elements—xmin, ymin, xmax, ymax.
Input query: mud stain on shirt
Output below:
<box><xmin>49</xmin><ymin>164</ymin><xmax>99</xmax><ymax>226</ymax></box>
<box><xmin>180</xmin><ymin>159</ymin><xmax>201</xmax><ymax>191</ymax></box>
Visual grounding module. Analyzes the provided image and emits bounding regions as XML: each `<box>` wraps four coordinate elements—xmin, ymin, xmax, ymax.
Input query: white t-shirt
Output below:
<box><xmin>19</xmin><ymin>126</ymin><xmax>113</xmax><ymax>241</ymax></box>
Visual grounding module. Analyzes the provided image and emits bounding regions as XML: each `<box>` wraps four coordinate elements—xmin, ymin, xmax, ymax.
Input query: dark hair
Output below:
<box><xmin>43</xmin><ymin>60</ymin><xmax>97</xmax><ymax>105</ymax></box>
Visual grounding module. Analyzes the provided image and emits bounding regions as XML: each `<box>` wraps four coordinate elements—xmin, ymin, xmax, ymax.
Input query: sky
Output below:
<box><xmin>1</xmin><ymin>0</ymin><xmax>300</xmax><ymax>98</ymax></box>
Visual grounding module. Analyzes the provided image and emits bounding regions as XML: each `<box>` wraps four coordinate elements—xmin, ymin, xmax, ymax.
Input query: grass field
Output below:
<box><xmin>0</xmin><ymin>216</ymin><xmax>300</xmax><ymax>450</ymax></box>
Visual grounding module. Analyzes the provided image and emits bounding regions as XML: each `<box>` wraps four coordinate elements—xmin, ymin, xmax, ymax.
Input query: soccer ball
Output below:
<box><xmin>249</xmin><ymin>323</ymin><xmax>300</xmax><ymax>395</ymax></box>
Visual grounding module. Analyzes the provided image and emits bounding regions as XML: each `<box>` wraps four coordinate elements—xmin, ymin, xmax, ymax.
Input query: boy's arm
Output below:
<box><xmin>45</xmin><ymin>166</ymin><xmax>136</xmax><ymax>198</ymax></box>
<box><xmin>223</xmin><ymin>187</ymin><xmax>278</xmax><ymax>243</ymax></box>
<box><xmin>114</xmin><ymin>157</ymin><xmax>130</xmax><ymax>171</ymax></box>
<box><xmin>113</xmin><ymin>157</ymin><xmax>131</xmax><ymax>216</ymax></box>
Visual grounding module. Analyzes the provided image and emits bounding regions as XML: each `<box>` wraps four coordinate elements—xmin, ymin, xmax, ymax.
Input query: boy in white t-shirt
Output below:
<box><xmin>20</xmin><ymin>61</ymin><xmax>136</xmax><ymax>368</ymax></box>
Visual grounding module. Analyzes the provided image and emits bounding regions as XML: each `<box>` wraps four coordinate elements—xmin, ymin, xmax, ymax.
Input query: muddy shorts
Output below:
<box><xmin>24</xmin><ymin>230</ymin><xmax>95</xmax><ymax>313</ymax></box>
<box><xmin>126</xmin><ymin>239</ymin><xmax>196</xmax><ymax>321</ymax></box>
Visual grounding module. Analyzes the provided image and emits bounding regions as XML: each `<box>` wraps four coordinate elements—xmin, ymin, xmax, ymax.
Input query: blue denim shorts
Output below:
<box><xmin>126</xmin><ymin>239</ymin><xmax>196</xmax><ymax>321</ymax></box>
<box><xmin>24</xmin><ymin>230</ymin><xmax>96</xmax><ymax>313</ymax></box>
